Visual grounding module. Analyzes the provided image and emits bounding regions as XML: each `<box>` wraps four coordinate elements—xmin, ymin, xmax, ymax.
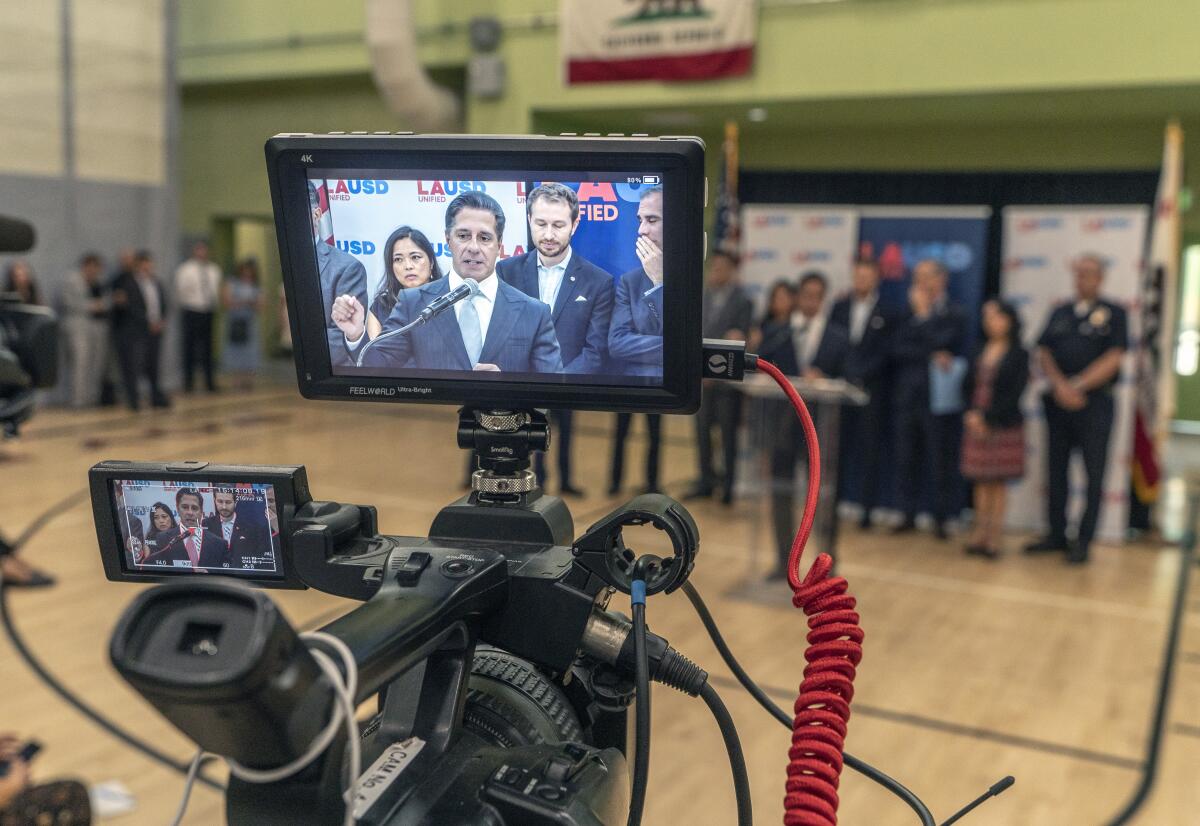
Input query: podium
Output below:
<box><xmin>736</xmin><ymin>374</ymin><xmax>868</xmax><ymax>577</ymax></box>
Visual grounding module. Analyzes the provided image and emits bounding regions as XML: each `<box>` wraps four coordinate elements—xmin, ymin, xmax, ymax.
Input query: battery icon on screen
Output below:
<box><xmin>643</xmin><ymin>175</ymin><xmax>660</xmax><ymax>185</ymax></box>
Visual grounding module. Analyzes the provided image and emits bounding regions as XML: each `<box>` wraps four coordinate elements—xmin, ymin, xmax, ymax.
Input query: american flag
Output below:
<box><xmin>710</xmin><ymin>120</ymin><xmax>740</xmax><ymax>256</ymax></box>
<box><xmin>1132</xmin><ymin>121</ymin><xmax>1183</xmax><ymax>506</ymax></box>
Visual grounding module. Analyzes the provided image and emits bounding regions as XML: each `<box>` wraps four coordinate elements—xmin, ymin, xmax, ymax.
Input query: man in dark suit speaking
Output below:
<box><xmin>310</xmin><ymin>181</ymin><xmax>368</xmax><ymax>368</ymax></box>
<box><xmin>140</xmin><ymin>489</ymin><xmax>229</xmax><ymax>571</ymax></box>
<box><xmin>498</xmin><ymin>182</ymin><xmax>614</xmax><ymax>495</ymax></box>
<box><xmin>334</xmin><ymin>191</ymin><xmax>563</xmax><ymax>374</ymax></box>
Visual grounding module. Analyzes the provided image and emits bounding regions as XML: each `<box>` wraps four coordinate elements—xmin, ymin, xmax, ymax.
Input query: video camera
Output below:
<box><xmin>93</xmin><ymin>135</ymin><xmax>717</xmax><ymax>825</ymax></box>
<box><xmin>0</xmin><ymin>215</ymin><xmax>57</xmax><ymax>438</ymax></box>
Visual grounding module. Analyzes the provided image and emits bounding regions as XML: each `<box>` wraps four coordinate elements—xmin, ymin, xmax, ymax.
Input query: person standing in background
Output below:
<box><xmin>3</xmin><ymin>261</ymin><xmax>41</xmax><ymax>305</ymax></box>
<box><xmin>175</xmin><ymin>239</ymin><xmax>222</xmax><ymax>393</ymax></box>
<box><xmin>891</xmin><ymin>259</ymin><xmax>967</xmax><ymax>539</ymax></box>
<box><xmin>222</xmin><ymin>258</ymin><xmax>264</xmax><ymax>391</ymax></box>
<box><xmin>99</xmin><ymin>249</ymin><xmax>137</xmax><ymax>406</ymax></box>
<box><xmin>59</xmin><ymin>252</ymin><xmax>110</xmax><ymax>407</ymax></box>
<box><xmin>686</xmin><ymin>250</ymin><xmax>753</xmax><ymax>505</ymax></box>
<box><xmin>1025</xmin><ymin>254</ymin><xmax>1127</xmax><ymax>565</ymax></box>
<box><xmin>961</xmin><ymin>299</ymin><xmax>1029</xmax><ymax>559</ymax></box>
<box><xmin>757</xmin><ymin>271</ymin><xmax>849</xmax><ymax>580</ymax></box>
<box><xmin>112</xmin><ymin>250</ymin><xmax>169</xmax><ymax>410</ymax></box>
<box><xmin>830</xmin><ymin>258</ymin><xmax>897</xmax><ymax>528</ymax></box>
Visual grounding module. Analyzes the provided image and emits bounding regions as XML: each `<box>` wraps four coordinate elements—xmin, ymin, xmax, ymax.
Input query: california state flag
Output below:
<box><xmin>1132</xmin><ymin>121</ymin><xmax>1183</xmax><ymax>506</ymax></box>
<box><xmin>563</xmin><ymin>0</ymin><xmax>757</xmax><ymax>84</ymax></box>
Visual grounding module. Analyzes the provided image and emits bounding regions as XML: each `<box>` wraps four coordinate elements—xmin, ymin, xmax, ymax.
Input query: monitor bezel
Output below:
<box><xmin>265</xmin><ymin>134</ymin><xmax>705</xmax><ymax>414</ymax></box>
<box><xmin>90</xmin><ymin>461</ymin><xmax>310</xmax><ymax>589</ymax></box>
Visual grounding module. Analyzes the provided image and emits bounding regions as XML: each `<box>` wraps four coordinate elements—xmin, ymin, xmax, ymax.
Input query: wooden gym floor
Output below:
<box><xmin>0</xmin><ymin>384</ymin><xmax>1196</xmax><ymax>825</ymax></box>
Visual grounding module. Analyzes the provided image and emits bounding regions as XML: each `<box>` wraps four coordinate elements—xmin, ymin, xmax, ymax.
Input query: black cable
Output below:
<box><xmin>698</xmin><ymin>682</ymin><xmax>753</xmax><ymax>826</ymax></box>
<box><xmin>1104</xmin><ymin>491</ymin><xmax>1197</xmax><ymax>826</ymax></box>
<box><xmin>627</xmin><ymin>592</ymin><xmax>651</xmax><ymax>826</ymax></box>
<box><xmin>681</xmin><ymin>581</ymin><xmax>936</xmax><ymax>826</ymax></box>
<box><xmin>0</xmin><ymin>528</ymin><xmax>226</xmax><ymax>794</ymax></box>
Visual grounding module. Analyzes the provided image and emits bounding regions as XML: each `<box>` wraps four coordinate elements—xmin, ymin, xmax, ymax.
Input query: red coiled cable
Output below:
<box><xmin>755</xmin><ymin>359</ymin><xmax>864</xmax><ymax>826</ymax></box>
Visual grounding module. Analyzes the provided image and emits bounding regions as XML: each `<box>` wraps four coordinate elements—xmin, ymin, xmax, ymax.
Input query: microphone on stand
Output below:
<box><xmin>356</xmin><ymin>278</ymin><xmax>482</xmax><ymax>367</ymax></box>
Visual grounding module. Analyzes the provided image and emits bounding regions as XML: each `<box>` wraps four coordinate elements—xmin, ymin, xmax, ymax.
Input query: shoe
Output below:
<box><xmin>965</xmin><ymin>544</ymin><xmax>1000</xmax><ymax>561</ymax></box>
<box><xmin>719</xmin><ymin>490</ymin><xmax>734</xmax><ymax>507</ymax></box>
<box><xmin>151</xmin><ymin>394</ymin><xmax>171</xmax><ymax>408</ymax></box>
<box><xmin>607</xmin><ymin>484</ymin><xmax>621</xmax><ymax>496</ymax></box>
<box><xmin>559</xmin><ymin>485</ymin><xmax>585</xmax><ymax>498</ymax></box>
<box><xmin>765</xmin><ymin>568</ymin><xmax>788</xmax><ymax>582</ymax></box>
<box><xmin>1024</xmin><ymin>537</ymin><xmax>1069</xmax><ymax>554</ymax></box>
<box><xmin>890</xmin><ymin>519</ymin><xmax>916</xmax><ymax>535</ymax></box>
<box><xmin>934</xmin><ymin>522</ymin><xmax>949</xmax><ymax>541</ymax></box>
<box><xmin>1</xmin><ymin>562</ymin><xmax>56</xmax><ymax>588</ymax></box>
<box><xmin>858</xmin><ymin>514</ymin><xmax>873</xmax><ymax>531</ymax></box>
<box><xmin>682</xmin><ymin>484</ymin><xmax>715</xmax><ymax>501</ymax></box>
<box><xmin>1065</xmin><ymin>543</ymin><xmax>1089</xmax><ymax>565</ymax></box>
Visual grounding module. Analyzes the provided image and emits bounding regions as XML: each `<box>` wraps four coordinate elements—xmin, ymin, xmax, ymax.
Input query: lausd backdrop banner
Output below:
<box><xmin>739</xmin><ymin>205</ymin><xmax>858</xmax><ymax>311</ymax></box>
<box><xmin>563</xmin><ymin>0</ymin><xmax>756</xmax><ymax>84</ymax></box>
<box><xmin>321</xmin><ymin>178</ymin><xmax>528</xmax><ymax>302</ymax></box>
<box><xmin>852</xmin><ymin>207</ymin><xmax>991</xmax><ymax>515</ymax></box>
<box><xmin>1001</xmin><ymin>205</ymin><xmax>1148</xmax><ymax>543</ymax></box>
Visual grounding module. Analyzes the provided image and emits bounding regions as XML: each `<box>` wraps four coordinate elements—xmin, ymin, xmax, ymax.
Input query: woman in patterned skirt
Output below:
<box><xmin>962</xmin><ymin>299</ymin><xmax>1029</xmax><ymax>559</ymax></box>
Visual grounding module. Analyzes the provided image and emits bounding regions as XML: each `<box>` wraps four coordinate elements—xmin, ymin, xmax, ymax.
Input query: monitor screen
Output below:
<box><xmin>308</xmin><ymin>170</ymin><xmax>667</xmax><ymax>386</ymax></box>
<box><xmin>110</xmin><ymin>480</ymin><xmax>283</xmax><ymax>579</ymax></box>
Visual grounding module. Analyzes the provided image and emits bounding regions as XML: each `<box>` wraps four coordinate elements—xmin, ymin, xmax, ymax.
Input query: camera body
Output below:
<box><xmin>92</xmin><ymin>450</ymin><xmax>700</xmax><ymax>825</ymax></box>
<box><xmin>0</xmin><ymin>294</ymin><xmax>58</xmax><ymax>437</ymax></box>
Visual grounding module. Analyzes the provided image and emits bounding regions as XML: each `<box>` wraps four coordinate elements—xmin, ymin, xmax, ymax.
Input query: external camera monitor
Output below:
<box><xmin>90</xmin><ymin>461</ymin><xmax>310</xmax><ymax>588</ymax></box>
<box><xmin>265</xmin><ymin>134</ymin><xmax>706</xmax><ymax>413</ymax></box>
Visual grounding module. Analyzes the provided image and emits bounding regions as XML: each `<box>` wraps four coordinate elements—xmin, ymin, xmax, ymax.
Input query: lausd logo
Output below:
<box><xmin>1082</xmin><ymin>216</ymin><xmax>1132</xmax><ymax>233</ymax></box>
<box><xmin>753</xmin><ymin>214</ymin><xmax>789</xmax><ymax>229</ymax></box>
<box><xmin>573</xmin><ymin>182</ymin><xmax>651</xmax><ymax>223</ymax></box>
<box><xmin>790</xmin><ymin>250</ymin><xmax>831</xmax><ymax>264</ymax></box>
<box><xmin>805</xmin><ymin>215</ymin><xmax>844</xmax><ymax>230</ymax></box>
<box><xmin>327</xmin><ymin>180</ymin><xmax>390</xmax><ymax>201</ymax></box>
<box><xmin>1016</xmin><ymin>217</ymin><xmax>1063</xmax><ymax>233</ymax></box>
<box><xmin>336</xmin><ymin>239</ymin><xmax>376</xmax><ymax>256</ymax></box>
<box><xmin>416</xmin><ymin>180</ymin><xmax>488</xmax><ymax>204</ymax></box>
<box><xmin>1003</xmin><ymin>256</ymin><xmax>1048</xmax><ymax>271</ymax></box>
<box><xmin>432</xmin><ymin>242</ymin><xmax>526</xmax><ymax>259</ymax></box>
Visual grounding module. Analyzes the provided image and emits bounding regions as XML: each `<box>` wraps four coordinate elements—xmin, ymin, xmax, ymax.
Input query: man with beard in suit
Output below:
<box><xmin>203</xmin><ymin>488</ymin><xmax>269</xmax><ymax>570</ymax></box>
<box><xmin>498</xmin><ymin>182</ymin><xmax>614</xmax><ymax>496</ymax></box>
<box><xmin>830</xmin><ymin>258</ymin><xmax>898</xmax><ymax>528</ymax></box>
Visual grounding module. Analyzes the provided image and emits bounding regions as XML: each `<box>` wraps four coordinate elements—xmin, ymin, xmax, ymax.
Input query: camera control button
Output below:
<box><xmin>534</xmin><ymin>785</ymin><xmax>565</xmax><ymax>803</ymax></box>
<box><xmin>165</xmin><ymin>461</ymin><xmax>209</xmax><ymax>472</ymax></box>
<box><xmin>396</xmin><ymin>551</ymin><xmax>431</xmax><ymax>586</ymax></box>
<box><xmin>441</xmin><ymin>559</ymin><xmax>473</xmax><ymax>578</ymax></box>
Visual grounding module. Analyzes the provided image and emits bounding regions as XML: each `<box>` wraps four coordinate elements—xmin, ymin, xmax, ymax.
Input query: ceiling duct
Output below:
<box><xmin>365</xmin><ymin>0</ymin><xmax>460</xmax><ymax>131</ymax></box>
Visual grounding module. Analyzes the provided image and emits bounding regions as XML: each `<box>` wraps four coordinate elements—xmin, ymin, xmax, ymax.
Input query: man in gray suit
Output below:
<box><xmin>310</xmin><ymin>181</ymin><xmax>368</xmax><ymax>368</ymax></box>
<box><xmin>685</xmin><ymin>250</ymin><xmax>754</xmax><ymax>504</ymax></box>
<box><xmin>58</xmin><ymin>252</ymin><xmax>110</xmax><ymax>407</ymax></box>
<box><xmin>333</xmin><ymin>191</ymin><xmax>562</xmax><ymax>374</ymax></box>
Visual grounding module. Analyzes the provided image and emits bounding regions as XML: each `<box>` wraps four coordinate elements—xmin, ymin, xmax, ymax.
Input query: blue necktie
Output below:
<box><xmin>459</xmin><ymin>295</ymin><xmax>482</xmax><ymax>366</ymax></box>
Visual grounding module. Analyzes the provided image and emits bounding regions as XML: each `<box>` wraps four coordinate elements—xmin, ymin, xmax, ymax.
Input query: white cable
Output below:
<box><xmin>168</xmin><ymin>632</ymin><xmax>362</xmax><ymax>826</ymax></box>
<box><xmin>169</xmin><ymin>749</ymin><xmax>210</xmax><ymax>826</ymax></box>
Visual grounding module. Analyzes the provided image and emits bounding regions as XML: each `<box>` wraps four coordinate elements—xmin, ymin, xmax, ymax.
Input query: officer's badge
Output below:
<box><xmin>1089</xmin><ymin>306</ymin><xmax>1110</xmax><ymax>327</ymax></box>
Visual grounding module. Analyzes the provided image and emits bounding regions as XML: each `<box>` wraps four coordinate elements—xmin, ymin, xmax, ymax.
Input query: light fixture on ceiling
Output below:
<box><xmin>747</xmin><ymin>107</ymin><xmax>768</xmax><ymax>122</ymax></box>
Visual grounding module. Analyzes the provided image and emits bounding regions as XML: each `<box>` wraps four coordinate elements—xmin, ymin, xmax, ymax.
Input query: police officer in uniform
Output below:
<box><xmin>1025</xmin><ymin>254</ymin><xmax>1128</xmax><ymax>564</ymax></box>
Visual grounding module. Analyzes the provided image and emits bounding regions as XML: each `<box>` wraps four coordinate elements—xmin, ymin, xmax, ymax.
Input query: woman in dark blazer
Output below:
<box><xmin>961</xmin><ymin>299</ymin><xmax>1029</xmax><ymax>559</ymax></box>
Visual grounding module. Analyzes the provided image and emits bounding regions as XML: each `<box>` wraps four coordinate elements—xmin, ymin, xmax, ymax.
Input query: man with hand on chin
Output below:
<box><xmin>332</xmin><ymin>191</ymin><xmax>562</xmax><ymax>374</ymax></box>
<box><xmin>608</xmin><ymin>185</ymin><xmax>665</xmax><ymax>495</ymax></box>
